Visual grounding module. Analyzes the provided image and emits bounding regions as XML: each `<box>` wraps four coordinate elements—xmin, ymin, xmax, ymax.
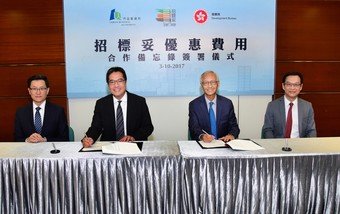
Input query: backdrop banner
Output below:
<box><xmin>64</xmin><ymin>0</ymin><xmax>276</xmax><ymax>98</ymax></box>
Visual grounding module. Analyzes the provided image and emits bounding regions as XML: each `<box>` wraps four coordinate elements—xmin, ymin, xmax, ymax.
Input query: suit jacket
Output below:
<box><xmin>262</xmin><ymin>96</ymin><xmax>317</xmax><ymax>138</ymax></box>
<box><xmin>14</xmin><ymin>101</ymin><xmax>69</xmax><ymax>142</ymax></box>
<box><xmin>86</xmin><ymin>92</ymin><xmax>154</xmax><ymax>141</ymax></box>
<box><xmin>189</xmin><ymin>94</ymin><xmax>240</xmax><ymax>140</ymax></box>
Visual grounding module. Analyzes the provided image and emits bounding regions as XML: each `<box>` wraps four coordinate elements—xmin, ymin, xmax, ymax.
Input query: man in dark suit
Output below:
<box><xmin>189</xmin><ymin>71</ymin><xmax>240</xmax><ymax>142</ymax></box>
<box><xmin>262</xmin><ymin>71</ymin><xmax>316</xmax><ymax>138</ymax></box>
<box><xmin>82</xmin><ymin>67</ymin><xmax>154</xmax><ymax>147</ymax></box>
<box><xmin>14</xmin><ymin>74</ymin><xmax>69</xmax><ymax>142</ymax></box>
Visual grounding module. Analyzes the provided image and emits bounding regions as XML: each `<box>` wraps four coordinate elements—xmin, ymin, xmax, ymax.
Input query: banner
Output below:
<box><xmin>64</xmin><ymin>0</ymin><xmax>276</xmax><ymax>98</ymax></box>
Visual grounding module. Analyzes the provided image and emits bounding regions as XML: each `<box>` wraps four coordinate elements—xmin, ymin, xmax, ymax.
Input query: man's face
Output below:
<box><xmin>28</xmin><ymin>80</ymin><xmax>49</xmax><ymax>105</ymax></box>
<box><xmin>282</xmin><ymin>75</ymin><xmax>303</xmax><ymax>101</ymax></box>
<box><xmin>108</xmin><ymin>72</ymin><xmax>126</xmax><ymax>100</ymax></box>
<box><xmin>201</xmin><ymin>73</ymin><xmax>219</xmax><ymax>99</ymax></box>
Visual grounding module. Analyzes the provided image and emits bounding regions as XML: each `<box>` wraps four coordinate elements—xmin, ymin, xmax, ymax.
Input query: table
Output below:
<box><xmin>0</xmin><ymin>141</ymin><xmax>181</xmax><ymax>214</ymax></box>
<box><xmin>178</xmin><ymin>137</ymin><xmax>340</xmax><ymax>214</ymax></box>
<box><xmin>1</xmin><ymin>138</ymin><xmax>340</xmax><ymax>214</ymax></box>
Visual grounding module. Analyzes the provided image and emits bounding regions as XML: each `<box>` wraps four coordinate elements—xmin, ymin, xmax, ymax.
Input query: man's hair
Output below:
<box><xmin>200</xmin><ymin>70</ymin><xmax>219</xmax><ymax>83</ymax></box>
<box><xmin>27</xmin><ymin>74</ymin><xmax>49</xmax><ymax>88</ymax></box>
<box><xmin>282</xmin><ymin>71</ymin><xmax>304</xmax><ymax>84</ymax></box>
<box><xmin>106</xmin><ymin>67</ymin><xmax>127</xmax><ymax>84</ymax></box>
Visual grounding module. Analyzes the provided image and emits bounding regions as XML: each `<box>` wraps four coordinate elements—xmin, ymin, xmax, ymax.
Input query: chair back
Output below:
<box><xmin>69</xmin><ymin>126</ymin><xmax>75</xmax><ymax>141</ymax></box>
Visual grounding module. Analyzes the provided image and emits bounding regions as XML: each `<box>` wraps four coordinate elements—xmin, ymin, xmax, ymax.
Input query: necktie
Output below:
<box><xmin>209</xmin><ymin>102</ymin><xmax>217</xmax><ymax>137</ymax></box>
<box><xmin>116</xmin><ymin>101</ymin><xmax>124</xmax><ymax>140</ymax></box>
<box><xmin>284</xmin><ymin>103</ymin><xmax>293</xmax><ymax>138</ymax></box>
<box><xmin>35</xmin><ymin>107</ymin><xmax>42</xmax><ymax>134</ymax></box>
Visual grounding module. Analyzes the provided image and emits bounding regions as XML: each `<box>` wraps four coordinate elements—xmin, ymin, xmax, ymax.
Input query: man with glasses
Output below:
<box><xmin>14</xmin><ymin>74</ymin><xmax>69</xmax><ymax>142</ymax></box>
<box><xmin>189</xmin><ymin>70</ymin><xmax>240</xmax><ymax>142</ymax></box>
<box><xmin>262</xmin><ymin>71</ymin><xmax>317</xmax><ymax>138</ymax></box>
<box><xmin>82</xmin><ymin>66</ymin><xmax>154</xmax><ymax>147</ymax></box>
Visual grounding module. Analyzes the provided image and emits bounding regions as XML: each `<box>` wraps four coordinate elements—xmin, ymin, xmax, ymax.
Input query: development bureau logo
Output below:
<box><xmin>193</xmin><ymin>9</ymin><xmax>208</xmax><ymax>24</ymax></box>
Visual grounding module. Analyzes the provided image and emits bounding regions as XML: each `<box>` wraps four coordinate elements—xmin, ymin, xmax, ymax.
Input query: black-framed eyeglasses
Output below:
<box><xmin>109</xmin><ymin>79</ymin><xmax>126</xmax><ymax>85</ymax></box>
<box><xmin>30</xmin><ymin>87</ymin><xmax>48</xmax><ymax>92</ymax></box>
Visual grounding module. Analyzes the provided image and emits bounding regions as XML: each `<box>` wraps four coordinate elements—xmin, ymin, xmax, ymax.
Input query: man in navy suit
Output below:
<box><xmin>189</xmin><ymin>71</ymin><xmax>240</xmax><ymax>142</ymax></box>
<box><xmin>262</xmin><ymin>71</ymin><xmax>317</xmax><ymax>138</ymax></box>
<box><xmin>14</xmin><ymin>74</ymin><xmax>69</xmax><ymax>143</ymax></box>
<box><xmin>82</xmin><ymin>67</ymin><xmax>154</xmax><ymax>148</ymax></box>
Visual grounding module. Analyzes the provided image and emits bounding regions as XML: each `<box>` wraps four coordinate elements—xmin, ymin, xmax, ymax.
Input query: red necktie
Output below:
<box><xmin>284</xmin><ymin>103</ymin><xmax>293</xmax><ymax>138</ymax></box>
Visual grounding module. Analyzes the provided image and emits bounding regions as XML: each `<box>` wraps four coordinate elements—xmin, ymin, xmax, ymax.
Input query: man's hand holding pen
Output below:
<box><xmin>201</xmin><ymin>129</ymin><xmax>235</xmax><ymax>143</ymax></box>
<box><xmin>82</xmin><ymin>134</ymin><xmax>94</xmax><ymax>148</ymax></box>
<box><xmin>201</xmin><ymin>129</ymin><xmax>215</xmax><ymax>143</ymax></box>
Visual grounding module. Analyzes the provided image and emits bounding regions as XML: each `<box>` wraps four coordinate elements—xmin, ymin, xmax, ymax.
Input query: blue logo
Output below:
<box><xmin>110</xmin><ymin>9</ymin><xmax>121</xmax><ymax>20</ymax></box>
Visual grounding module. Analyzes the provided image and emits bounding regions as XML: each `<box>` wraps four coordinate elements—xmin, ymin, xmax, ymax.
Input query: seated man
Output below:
<box><xmin>189</xmin><ymin>70</ymin><xmax>240</xmax><ymax>142</ymax></box>
<box><xmin>262</xmin><ymin>71</ymin><xmax>317</xmax><ymax>138</ymax></box>
<box><xmin>14</xmin><ymin>74</ymin><xmax>69</xmax><ymax>143</ymax></box>
<box><xmin>82</xmin><ymin>66</ymin><xmax>154</xmax><ymax>148</ymax></box>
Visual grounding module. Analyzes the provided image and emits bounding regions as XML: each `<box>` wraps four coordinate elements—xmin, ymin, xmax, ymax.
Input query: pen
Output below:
<box><xmin>202</xmin><ymin>129</ymin><xmax>209</xmax><ymax>135</ymax></box>
<box><xmin>202</xmin><ymin>129</ymin><xmax>215</xmax><ymax>139</ymax></box>
<box><xmin>52</xmin><ymin>143</ymin><xmax>57</xmax><ymax>152</ymax></box>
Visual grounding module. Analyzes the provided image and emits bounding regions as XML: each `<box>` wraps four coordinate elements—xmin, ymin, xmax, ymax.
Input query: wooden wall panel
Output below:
<box><xmin>0</xmin><ymin>0</ymin><xmax>67</xmax><ymax>141</ymax></box>
<box><xmin>275</xmin><ymin>62</ymin><xmax>340</xmax><ymax>92</ymax></box>
<box><xmin>276</xmin><ymin>1</ymin><xmax>340</xmax><ymax>61</ymax></box>
<box><xmin>0</xmin><ymin>1</ymin><xmax>64</xmax><ymax>64</ymax></box>
<box><xmin>0</xmin><ymin>65</ymin><xmax>66</xmax><ymax>97</ymax></box>
<box><xmin>0</xmin><ymin>98</ymin><xmax>68</xmax><ymax>142</ymax></box>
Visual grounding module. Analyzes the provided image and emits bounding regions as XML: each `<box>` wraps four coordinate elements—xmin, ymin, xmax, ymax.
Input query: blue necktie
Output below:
<box><xmin>35</xmin><ymin>107</ymin><xmax>42</xmax><ymax>134</ymax></box>
<box><xmin>209</xmin><ymin>102</ymin><xmax>217</xmax><ymax>138</ymax></box>
<box><xmin>116</xmin><ymin>101</ymin><xmax>124</xmax><ymax>140</ymax></box>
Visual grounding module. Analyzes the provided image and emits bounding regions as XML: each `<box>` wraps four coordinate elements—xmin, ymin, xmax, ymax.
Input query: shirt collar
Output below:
<box><xmin>204</xmin><ymin>95</ymin><xmax>216</xmax><ymax>105</ymax></box>
<box><xmin>33</xmin><ymin>100</ymin><xmax>46</xmax><ymax>110</ymax></box>
<box><xmin>113</xmin><ymin>92</ymin><xmax>127</xmax><ymax>103</ymax></box>
<box><xmin>284</xmin><ymin>96</ymin><xmax>297</xmax><ymax>106</ymax></box>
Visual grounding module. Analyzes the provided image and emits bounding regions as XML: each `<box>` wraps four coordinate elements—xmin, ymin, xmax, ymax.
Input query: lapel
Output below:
<box><xmin>107</xmin><ymin>95</ymin><xmax>116</xmax><ymax>130</ymax></box>
<box><xmin>29</xmin><ymin>104</ymin><xmax>35</xmax><ymax>131</ymax></box>
<box><xmin>278</xmin><ymin>96</ymin><xmax>286</xmax><ymax>128</ymax></box>
<box><xmin>215</xmin><ymin>95</ymin><xmax>222</xmax><ymax>128</ymax></box>
<box><xmin>198</xmin><ymin>95</ymin><xmax>210</xmax><ymax>129</ymax></box>
<box><xmin>41</xmin><ymin>102</ymin><xmax>50</xmax><ymax>134</ymax></box>
<box><xmin>126</xmin><ymin>92</ymin><xmax>131</xmax><ymax>133</ymax></box>
<box><xmin>297</xmin><ymin>98</ymin><xmax>302</xmax><ymax>135</ymax></box>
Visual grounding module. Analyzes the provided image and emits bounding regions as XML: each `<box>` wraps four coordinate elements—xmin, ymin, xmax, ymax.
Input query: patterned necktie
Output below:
<box><xmin>35</xmin><ymin>107</ymin><xmax>42</xmax><ymax>134</ymax></box>
<box><xmin>116</xmin><ymin>101</ymin><xmax>124</xmax><ymax>140</ymax></box>
<box><xmin>209</xmin><ymin>102</ymin><xmax>217</xmax><ymax>137</ymax></box>
<box><xmin>284</xmin><ymin>103</ymin><xmax>294</xmax><ymax>138</ymax></box>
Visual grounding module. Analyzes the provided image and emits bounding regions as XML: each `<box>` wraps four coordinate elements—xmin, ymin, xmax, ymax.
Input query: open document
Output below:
<box><xmin>80</xmin><ymin>141</ymin><xmax>143</xmax><ymax>154</ymax></box>
<box><xmin>198</xmin><ymin>139</ymin><xmax>264</xmax><ymax>151</ymax></box>
<box><xmin>80</xmin><ymin>141</ymin><xmax>111</xmax><ymax>152</ymax></box>
<box><xmin>102</xmin><ymin>142</ymin><xmax>142</xmax><ymax>155</ymax></box>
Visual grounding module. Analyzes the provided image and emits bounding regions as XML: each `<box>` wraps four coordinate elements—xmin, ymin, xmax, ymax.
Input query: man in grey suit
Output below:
<box><xmin>262</xmin><ymin>71</ymin><xmax>317</xmax><ymax>138</ymax></box>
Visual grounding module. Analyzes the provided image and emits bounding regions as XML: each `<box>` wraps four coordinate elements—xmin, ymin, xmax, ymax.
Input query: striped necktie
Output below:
<box><xmin>34</xmin><ymin>107</ymin><xmax>42</xmax><ymax>134</ymax></box>
<box><xmin>116</xmin><ymin>101</ymin><xmax>124</xmax><ymax>140</ymax></box>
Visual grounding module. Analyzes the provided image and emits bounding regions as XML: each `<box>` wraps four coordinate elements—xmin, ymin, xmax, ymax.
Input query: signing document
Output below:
<box><xmin>102</xmin><ymin>142</ymin><xmax>142</xmax><ymax>155</ymax></box>
<box><xmin>198</xmin><ymin>139</ymin><xmax>264</xmax><ymax>151</ymax></box>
